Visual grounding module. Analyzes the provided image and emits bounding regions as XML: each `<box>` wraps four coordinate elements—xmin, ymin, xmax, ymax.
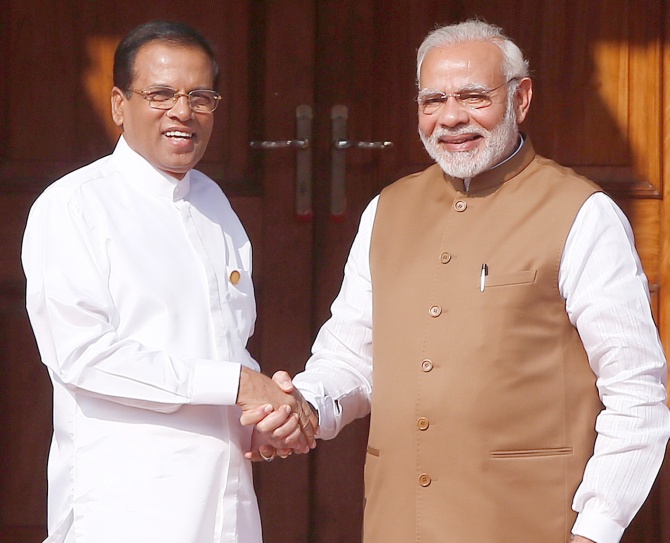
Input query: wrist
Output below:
<box><xmin>236</xmin><ymin>366</ymin><xmax>252</xmax><ymax>406</ymax></box>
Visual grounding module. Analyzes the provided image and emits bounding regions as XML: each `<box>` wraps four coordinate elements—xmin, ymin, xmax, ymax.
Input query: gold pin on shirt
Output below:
<box><xmin>229</xmin><ymin>270</ymin><xmax>241</xmax><ymax>285</ymax></box>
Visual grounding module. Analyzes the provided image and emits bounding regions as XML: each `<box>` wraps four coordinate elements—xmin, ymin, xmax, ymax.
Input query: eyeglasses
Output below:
<box><xmin>417</xmin><ymin>78</ymin><xmax>518</xmax><ymax>114</ymax></box>
<box><xmin>128</xmin><ymin>86</ymin><xmax>222</xmax><ymax>113</ymax></box>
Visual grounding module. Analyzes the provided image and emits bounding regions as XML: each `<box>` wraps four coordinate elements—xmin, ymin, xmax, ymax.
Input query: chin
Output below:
<box><xmin>164</xmin><ymin>157</ymin><xmax>200</xmax><ymax>175</ymax></box>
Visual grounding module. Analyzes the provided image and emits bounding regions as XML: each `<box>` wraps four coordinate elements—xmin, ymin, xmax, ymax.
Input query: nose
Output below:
<box><xmin>436</xmin><ymin>96</ymin><xmax>470</xmax><ymax>127</ymax></box>
<box><xmin>167</xmin><ymin>94</ymin><xmax>194</xmax><ymax>120</ymax></box>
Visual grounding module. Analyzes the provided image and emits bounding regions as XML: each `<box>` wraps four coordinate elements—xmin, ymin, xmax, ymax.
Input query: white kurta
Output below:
<box><xmin>22</xmin><ymin>137</ymin><xmax>262</xmax><ymax>543</ymax></box>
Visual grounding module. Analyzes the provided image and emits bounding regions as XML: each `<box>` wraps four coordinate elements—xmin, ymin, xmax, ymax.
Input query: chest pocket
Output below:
<box><xmin>485</xmin><ymin>269</ymin><xmax>537</xmax><ymax>288</ymax></box>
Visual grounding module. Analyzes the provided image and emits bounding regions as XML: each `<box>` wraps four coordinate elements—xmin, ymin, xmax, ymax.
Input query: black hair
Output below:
<box><xmin>113</xmin><ymin>20</ymin><xmax>219</xmax><ymax>93</ymax></box>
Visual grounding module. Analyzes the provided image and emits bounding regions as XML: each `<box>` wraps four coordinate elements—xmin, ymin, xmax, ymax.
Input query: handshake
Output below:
<box><xmin>236</xmin><ymin>367</ymin><xmax>319</xmax><ymax>462</ymax></box>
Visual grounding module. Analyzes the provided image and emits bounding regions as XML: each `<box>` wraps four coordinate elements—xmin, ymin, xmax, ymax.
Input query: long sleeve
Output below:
<box><xmin>293</xmin><ymin>198</ymin><xmax>378</xmax><ymax>439</ymax></box>
<box><xmin>561</xmin><ymin>193</ymin><xmax>669</xmax><ymax>543</ymax></box>
<box><xmin>22</xmin><ymin>145</ymin><xmax>257</xmax><ymax>413</ymax></box>
<box><xmin>26</xmin><ymin>139</ymin><xmax>263</xmax><ymax>543</ymax></box>
<box><xmin>296</xmin><ymin>190</ymin><xmax>669</xmax><ymax>543</ymax></box>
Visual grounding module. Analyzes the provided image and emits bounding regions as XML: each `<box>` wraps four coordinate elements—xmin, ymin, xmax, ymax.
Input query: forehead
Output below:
<box><xmin>132</xmin><ymin>41</ymin><xmax>214</xmax><ymax>86</ymax></box>
<box><xmin>419</xmin><ymin>41</ymin><xmax>504</xmax><ymax>89</ymax></box>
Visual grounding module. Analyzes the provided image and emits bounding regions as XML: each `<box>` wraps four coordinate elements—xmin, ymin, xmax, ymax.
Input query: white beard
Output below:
<box><xmin>419</xmin><ymin>98</ymin><xmax>519</xmax><ymax>179</ymax></box>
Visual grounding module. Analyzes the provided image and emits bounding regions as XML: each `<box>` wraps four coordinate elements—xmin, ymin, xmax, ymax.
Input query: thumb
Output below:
<box><xmin>272</xmin><ymin>370</ymin><xmax>294</xmax><ymax>393</ymax></box>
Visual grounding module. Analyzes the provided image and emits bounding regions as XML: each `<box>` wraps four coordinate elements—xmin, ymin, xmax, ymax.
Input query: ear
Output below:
<box><xmin>513</xmin><ymin>77</ymin><xmax>533</xmax><ymax>125</ymax></box>
<box><xmin>111</xmin><ymin>87</ymin><xmax>126</xmax><ymax>128</ymax></box>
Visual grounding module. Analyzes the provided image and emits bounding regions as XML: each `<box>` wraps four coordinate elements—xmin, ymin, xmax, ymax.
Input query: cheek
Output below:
<box><xmin>198</xmin><ymin>116</ymin><xmax>215</xmax><ymax>143</ymax></box>
<box><xmin>125</xmin><ymin>109</ymin><xmax>159</xmax><ymax>139</ymax></box>
<box><xmin>473</xmin><ymin>108</ymin><xmax>506</xmax><ymax>132</ymax></box>
<box><xmin>418</xmin><ymin>113</ymin><xmax>436</xmax><ymax>136</ymax></box>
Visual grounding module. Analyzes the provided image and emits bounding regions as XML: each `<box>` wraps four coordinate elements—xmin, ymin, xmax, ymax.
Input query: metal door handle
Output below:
<box><xmin>333</xmin><ymin>140</ymin><xmax>393</xmax><ymax>150</ymax></box>
<box><xmin>250</xmin><ymin>139</ymin><xmax>309</xmax><ymax>149</ymax></box>
<box><xmin>250</xmin><ymin>105</ymin><xmax>313</xmax><ymax>221</ymax></box>
<box><xmin>331</xmin><ymin>105</ymin><xmax>393</xmax><ymax>221</ymax></box>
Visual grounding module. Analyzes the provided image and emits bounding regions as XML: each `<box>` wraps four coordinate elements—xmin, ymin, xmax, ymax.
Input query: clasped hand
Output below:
<box><xmin>236</xmin><ymin>368</ymin><xmax>318</xmax><ymax>462</ymax></box>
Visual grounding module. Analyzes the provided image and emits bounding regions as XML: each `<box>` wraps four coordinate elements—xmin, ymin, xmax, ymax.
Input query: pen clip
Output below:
<box><xmin>480</xmin><ymin>263</ymin><xmax>488</xmax><ymax>292</ymax></box>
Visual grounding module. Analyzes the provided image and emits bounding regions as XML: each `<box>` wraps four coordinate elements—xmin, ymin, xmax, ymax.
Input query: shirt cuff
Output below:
<box><xmin>572</xmin><ymin>510</ymin><xmax>625</xmax><ymax>543</ymax></box>
<box><xmin>191</xmin><ymin>360</ymin><xmax>242</xmax><ymax>406</ymax></box>
<box><xmin>293</xmin><ymin>375</ymin><xmax>339</xmax><ymax>440</ymax></box>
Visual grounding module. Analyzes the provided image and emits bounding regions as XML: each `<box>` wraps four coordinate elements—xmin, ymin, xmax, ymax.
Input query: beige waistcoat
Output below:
<box><xmin>366</xmin><ymin>140</ymin><xmax>603</xmax><ymax>543</ymax></box>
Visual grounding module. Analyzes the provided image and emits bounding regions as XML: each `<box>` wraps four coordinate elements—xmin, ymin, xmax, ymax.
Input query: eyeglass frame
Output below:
<box><xmin>417</xmin><ymin>77</ymin><xmax>520</xmax><ymax>114</ymax></box>
<box><xmin>126</xmin><ymin>86</ymin><xmax>222</xmax><ymax>113</ymax></box>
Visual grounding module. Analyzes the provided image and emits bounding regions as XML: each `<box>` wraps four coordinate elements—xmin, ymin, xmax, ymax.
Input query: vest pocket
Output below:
<box><xmin>366</xmin><ymin>445</ymin><xmax>380</xmax><ymax>457</ymax></box>
<box><xmin>485</xmin><ymin>269</ymin><xmax>537</xmax><ymax>288</ymax></box>
<box><xmin>489</xmin><ymin>446</ymin><xmax>573</xmax><ymax>458</ymax></box>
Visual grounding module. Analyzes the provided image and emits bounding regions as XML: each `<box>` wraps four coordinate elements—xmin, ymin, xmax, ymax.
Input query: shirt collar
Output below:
<box><xmin>112</xmin><ymin>136</ymin><xmax>191</xmax><ymax>201</ymax></box>
<box><xmin>448</xmin><ymin>134</ymin><xmax>535</xmax><ymax>194</ymax></box>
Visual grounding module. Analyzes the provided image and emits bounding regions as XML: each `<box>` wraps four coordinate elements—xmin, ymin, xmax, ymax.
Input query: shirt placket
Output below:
<box><xmin>176</xmin><ymin>199</ymin><xmax>233</xmax><ymax>359</ymax></box>
<box><xmin>176</xmin><ymin>198</ymin><xmax>241</xmax><ymax>541</ymax></box>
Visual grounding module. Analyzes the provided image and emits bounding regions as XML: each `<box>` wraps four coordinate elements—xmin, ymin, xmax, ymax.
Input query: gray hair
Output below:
<box><xmin>416</xmin><ymin>20</ymin><xmax>529</xmax><ymax>86</ymax></box>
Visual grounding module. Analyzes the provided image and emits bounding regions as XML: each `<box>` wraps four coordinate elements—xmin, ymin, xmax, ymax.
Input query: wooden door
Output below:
<box><xmin>0</xmin><ymin>2</ymin><xmax>316</xmax><ymax>541</ymax></box>
<box><xmin>1</xmin><ymin>2</ymin><xmax>669</xmax><ymax>543</ymax></box>
<box><xmin>304</xmin><ymin>2</ymin><xmax>670</xmax><ymax>543</ymax></box>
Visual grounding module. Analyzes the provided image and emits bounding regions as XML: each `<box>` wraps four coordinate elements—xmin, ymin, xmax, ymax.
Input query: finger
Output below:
<box><xmin>244</xmin><ymin>442</ymin><xmax>277</xmax><ymax>463</ymax></box>
<box><xmin>258</xmin><ymin>445</ymin><xmax>276</xmax><ymax>462</ymax></box>
<box><xmin>244</xmin><ymin>450</ymin><xmax>264</xmax><ymax>462</ymax></box>
<box><xmin>276</xmin><ymin>448</ymin><xmax>293</xmax><ymax>459</ymax></box>
<box><xmin>269</xmin><ymin>412</ymin><xmax>301</xmax><ymax>440</ymax></box>
<box><xmin>299</xmin><ymin>422</ymin><xmax>316</xmax><ymax>449</ymax></box>
<box><xmin>272</xmin><ymin>370</ymin><xmax>295</xmax><ymax>393</ymax></box>
<box><xmin>259</xmin><ymin>413</ymin><xmax>309</xmax><ymax>454</ymax></box>
<box><xmin>254</xmin><ymin>405</ymin><xmax>293</xmax><ymax>434</ymax></box>
<box><xmin>296</xmin><ymin>401</ymin><xmax>317</xmax><ymax>448</ymax></box>
<box><xmin>240</xmin><ymin>403</ymin><xmax>273</xmax><ymax>427</ymax></box>
<box><xmin>275</xmin><ymin>419</ymin><xmax>308</xmax><ymax>449</ymax></box>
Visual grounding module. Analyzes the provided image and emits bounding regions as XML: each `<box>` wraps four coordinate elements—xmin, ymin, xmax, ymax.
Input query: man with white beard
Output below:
<box><xmin>417</xmin><ymin>61</ymin><xmax>520</xmax><ymax>180</ymax></box>
<box><xmin>248</xmin><ymin>19</ymin><xmax>669</xmax><ymax>543</ymax></box>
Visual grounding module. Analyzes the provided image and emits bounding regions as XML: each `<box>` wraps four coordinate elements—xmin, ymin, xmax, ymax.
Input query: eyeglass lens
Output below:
<box><xmin>418</xmin><ymin>79</ymin><xmax>515</xmax><ymax>114</ymax></box>
<box><xmin>135</xmin><ymin>87</ymin><xmax>220</xmax><ymax>112</ymax></box>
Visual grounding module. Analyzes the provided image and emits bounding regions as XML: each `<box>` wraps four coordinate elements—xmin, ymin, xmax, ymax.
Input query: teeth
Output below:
<box><xmin>165</xmin><ymin>131</ymin><xmax>192</xmax><ymax>138</ymax></box>
<box><xmin>444</xmin><ymin>135</ymin><xmax>476</xmax><ymax>144</ymax></box>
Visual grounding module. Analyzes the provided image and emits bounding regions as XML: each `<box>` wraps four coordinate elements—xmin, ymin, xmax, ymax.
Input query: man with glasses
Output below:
<box><xmin>250</xmin><ymin>19</ymin><xmax>669</xmax><ymax>543</ymax></box>
<box><xmin>22</xmin><ymin>20</ymin><xmax>315</xmax><ymax>543</ymax></box>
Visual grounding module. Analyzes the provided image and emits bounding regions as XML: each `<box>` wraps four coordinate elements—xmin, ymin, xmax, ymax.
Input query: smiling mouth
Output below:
<box><xmin>164</xmin><ymin>130</ymin><xmax>194</xmax><ymax>140</ymax></box>
<box><xmin>440</xmin><ymin>134</ymin><xmax>481</xmax><ymax>144</ymax></box>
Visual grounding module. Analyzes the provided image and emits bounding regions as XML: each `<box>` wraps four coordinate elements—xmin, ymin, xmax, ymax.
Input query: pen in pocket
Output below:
<box><xmin>480</xmin><ymin>263</ymin><xmax>488</xmax><ymax>292</ymax></box>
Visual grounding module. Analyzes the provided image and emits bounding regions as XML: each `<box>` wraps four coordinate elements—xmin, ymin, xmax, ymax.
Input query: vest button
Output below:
<box><xmin>439</xmin><ymin>251</ymin><xmax>451</xmax><ymax>264</ymax></box>
<box><xmin>429</xmin><ymin>305</ymin><xmax>442</xmax><ymax>317</ymax></box>
<box><xmin>418</xmin><ymin>473</ymin><xmax>432</xmax><ymax>487</ymax></box>
<box><xmin>417</xmin><ymin>417</ymin><xmax>429</xmax><ymax>430</ymax></box>
<box><xmin>454</xmin><ymin>200</ymin><xmax>467</xmax><ymax>212</ymax></box>
<box><xmin>421</xmin><ymin>359</ymin><xmax>433</xmax><ymax>372</ymax></box>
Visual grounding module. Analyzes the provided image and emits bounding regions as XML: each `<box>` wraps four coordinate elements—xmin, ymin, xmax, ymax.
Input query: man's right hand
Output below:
<box><xmin>271</xmin><ymin>370</ymin><xmax>319</xmax><ymax>441</ymax></box>
<box><xmin>236</xmin><ymin>367</ymin><xmax>317</xmax><ymax>452</ymax></box>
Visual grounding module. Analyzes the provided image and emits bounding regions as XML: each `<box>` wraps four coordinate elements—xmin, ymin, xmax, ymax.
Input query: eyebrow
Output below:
<box><xmin>418</xmin><ymin>83</ymin><xmax>490</xmax><ymax>95</ymax></box>
<box><xmin>145</xmin><ymin>84</ymin><xmax>216</xmax><ymax>92</ymax></box>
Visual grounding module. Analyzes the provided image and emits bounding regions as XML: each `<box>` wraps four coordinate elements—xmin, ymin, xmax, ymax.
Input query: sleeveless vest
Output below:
<box><xmin>366</xmin><ymin>140</ymin><xmax>603</xmax><ymax>542</ymax></box>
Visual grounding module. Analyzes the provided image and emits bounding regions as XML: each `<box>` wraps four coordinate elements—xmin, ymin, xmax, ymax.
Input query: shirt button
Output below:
<box><xmin>454</xmin><ymin>200</ymin><xmax>467</xmax><ymax>212</ymax></box>
<box><xmin>418</xmin><ymin>474</ymin><xmax>432</xmax><ymax>487</ymax></box>
<box><xmin>439</xmin><ymin>252</ymin><xmax>451</xmax><ymax>264</ymax></box>
<box><xmin>417</xmin><ymin>417</ymin><xmax>430</xmax><ymax>430</ymax></box>
<box><xmin>421</xmin><ymin>359</ymin><xmax>433</xmax><ymax>372</ymax></box>
<box><xmin>229</xmin><ymin>270</ymin><xmax>241</xmax><ymax>285</ymax></box>
<box><xmin>429</xmin><ymin>305</ymin><xmax>442</xmax><ymax>317</ymax></box>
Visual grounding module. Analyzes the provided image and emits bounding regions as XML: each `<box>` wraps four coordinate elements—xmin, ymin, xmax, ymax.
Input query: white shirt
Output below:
<box><xmin>294</xmin><ymin>192</ymin><xmax>669</xmax><ymax>543</ymax></box>
<box><xmin>22</xmin><ymin>137</ymin><xmax>262</xmax><ymax>543</ymax></box>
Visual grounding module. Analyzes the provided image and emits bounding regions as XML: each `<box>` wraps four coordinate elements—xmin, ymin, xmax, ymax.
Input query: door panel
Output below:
<box><xmin>308</xmin><ymin>2</ymin><xmax>669</xmax><ymax>542</ymax></box>
<box><xmin>1</xmin><ymin>2</ymin><xmax>669</xmax><ymax>543</ymax></box>
<box><xmin>0</xmin><ymin>2</ymin><xmax>314</xmax><ymax>541</ymax></box>
<box><xmin>250</xmin><ymin>2</ymin><xmax>315</xmax><ymax>540</ymax></box>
